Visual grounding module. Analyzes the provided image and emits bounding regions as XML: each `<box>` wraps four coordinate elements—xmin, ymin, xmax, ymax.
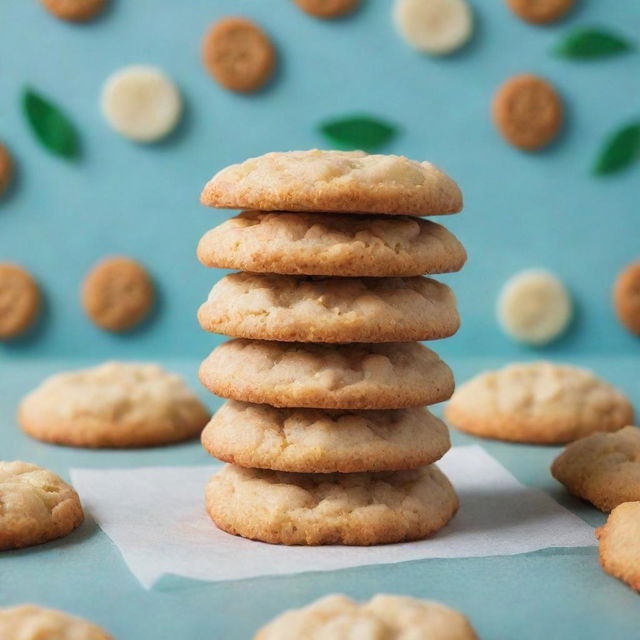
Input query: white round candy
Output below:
<box><xmin>498</xmin><ymin>269</ymin><xmax>572</xmax><ymax>346</ymax></box>
<box><xmin>393</xmin><ymin>0</ymin><xmax>473</xmax><ymax>56</ymax></box>
<box><xmin>101</xmin><ymin>65</ymin><xmax>182</xmax><ymax>143</ymax></box>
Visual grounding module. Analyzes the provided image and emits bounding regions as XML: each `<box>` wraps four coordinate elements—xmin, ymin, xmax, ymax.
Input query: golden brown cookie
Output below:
<box><xmin>202</xmin><ymin>17</ymin><xmax>276</xmax><ymax>93</ymax></box>
<box><xmin>206</xmin><ymin>463</ymin><xmax>458</xmax><ymax>545</ymax></box>
<box><xmin>81</xmin><ymin>256</ymin><xmax>154</xmax><ymax>332</ymax></box>
<box><xmin>0</xmin><ymin>263</ymin><xmax>41</xmax><ymax>340</ymax></box>
<box><xmin>202</xmin><ymin>401</ymin><xmax>451</xmax><ymax>473</ymax></box>
<box><xmin>0</xmin><ymin>143</ymin><xmax>14</xmax><ymax>198</ymax></box>
<box><xmin>596</xmin><ymin>501</ymin><xmax>640</xmax><ymax>592</ymax></box>
<box><xmin>613</xmin><ymin>261</ymin><xmax>640</xmax><ymax>336</ymax></box>
<box><xmin>505</xmin><ymin>0</ymin><xmax>575</xmax><ymax>25</ymax></box>
<box><xmin>492</xmin><ymin>74</ymin><xmax>563</xmax><ymax>150</ymax></box>
<box><xmin>293</xmin><ymin>0</ymin><xmax>360</xmax><ymax>19</ymax></box>
<box><xmin>40</xmin><ymin>0</ymin><xmax>107</xmax><ymax>22</ymax></box>
<box><xmin>0</xmin><ymin>461</ymin><xmax>84</xmax><ymax>551</ymax></box>
<box><xmin>200</xmin><ymin>340</ymin><xmax>454</xmax><ymax>410</ymax></box>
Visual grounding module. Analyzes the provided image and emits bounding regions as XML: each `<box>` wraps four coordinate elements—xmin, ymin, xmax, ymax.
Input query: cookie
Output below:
<box><xmin>201</xmin><ymin>17</ymin><xmax>276</xmax><ymax>93</ymax></box>
<box><xmin>0</xmin><ymin>263</ymin><xmax>41</xmax><ymax>340</ymax></box>
<box><xmin>293</xmin><ymin>0</ymin><xmax>360</xmax><ymax>19</ymax></box>
<box><xmin>445</xmin><ymin>362</ymin><xmax>634</xmax><ymax>444</ymax></box>
<box><xmin>39</xmin><ymin>0</ymin><xmax>107</xmax><ymax>21</ymax></box>
<box><xmin>206</xmin><ymin>463</ymin><xmax>458</xmax><ymax>545</ymax></box>
<box><xmin>393</xmin><ymin>0</ymin><xmax>474</xmax><ymax>56</ymax></box>
<box><xmin>498</xmin><ymin>269</ymin><xmax>572</xmax><ymax>345</ymax></box>
<box><xmin>256</xmin><ymin>594</ymin><xmax>478</xmax><ymax>639</ymax></box>
<box><xmin>0</xmin><ymin>461</ymin><xmax>84</xmax><ymax>551</ymax></box>
<box><xmin>492</xmin><ymin>74</ymin><xmax>563</xmax><ymax>150</ymax></box>
<box><xmin>200</xmin><ymin>150</ymin><xmax>463</xmax><ymax>216</ymax></box>
<box><xmin>200</xmin><ymin>339</ymin><xmax>454</xmax><ymax>409</ymax></box>
<box><xmin>197</xmin><ymin>211</ymin><xmax>467</xmax><ymax>277</ymax></box>
<box><xmin>81</xmin><ymin>256</ymin><xmax>154</xmax><ymax>332</ymax></box>
<box><xmin>19</xmin><ymin>362</ymin><xmax>210</xmax><ymax>448</ymax></box>
<box><xmin>613</xmin><ymin>261</ymin><xmax>640</xmax><ymax>336</ymax></box>
<box><xmin>0</xmin><ymin>605</ymin><xmax>112</xmax><ymax>639</ymax></box>
<box><xmin>202</xmin><ymin>401</ymin><xmax>451</xmax><ymax>473</ymax></box>
<box><xmin>505</xmin><ymin>0</ymin><xmax>575</xmax><ymax>24</ymax></box>
<box><xmin>551</xmin><ymin>426</ymin><xmax>640</xmax><ymax>512</ymax></box>
<box><xmin>596</xmin><ymin>501</ymin><xmax>640</xmax><ymax>592</ymax></box>
<box><xmin>198</xmin><ymin>272</ymin><xmax>459</xmax><ymax>343</ymax></box>
<box><xmin>101</xmin><ymin>66</ymin><xmax>182</xmax><ymax>143</ymax></box>
<box><xmin>0</xmin><ymin>142</ymin><xmax>14</xmax><ymax>198</ymax></box>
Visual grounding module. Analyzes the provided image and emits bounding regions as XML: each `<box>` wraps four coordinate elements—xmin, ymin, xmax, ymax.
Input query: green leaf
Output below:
<box><xmin>319</xmin><ymin>115</ymin><xmax>398</xmax><ymax>151</ymax></box>
<box><xmin>22</xmin><ymin>88</ymin><xmax>79</xmax><ymax>158</ymax></box>
<box><xmin>593</xmin><ymin>121</ymin><xmax>640</xmax><ymax>175</ymax></box>
<box><xmin>554</xmin><ymin>28</ymin><xmax>633</xmax><ymax>59</ymax></box>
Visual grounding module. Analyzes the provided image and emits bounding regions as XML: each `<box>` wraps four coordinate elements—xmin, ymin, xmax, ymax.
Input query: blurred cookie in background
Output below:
<box><xmin>613</xmin><ymin>261</ymin><xmax>640</xmax><ymax>336</ymax></box>
<box><xmin>39</xmin><ymin>0</ymin><xmax>108</xmax><ymax>22</ymax></box>
<box><xmin>293</xmin><ymin>0</ymin><xmax>360</xmax><ymax>19</ymax></box>
<box><xmin>81</xmin><ymin>256</ymin><xmax>154</xmax><ymax>333</ymax></box>
<box><xmin>505</xmin><ymin>0</ymin><xmax>575</xmax><ymax>25</ymax></box>
<box><xmin>0</xmin><ymin>263</ymin><xmax>41</xmax><ymax>340</ymax></box>
<box><xmin>202</xmin><ymin>17</ymin><xmax>276</xmax><ymax>93</ymax></box>
<box><xmin>493</xmin><ymin>74</ymin><xmax>563</xmax><ymax>150</ymax></box>
<box><xmin>0</xmin><ymin>143</ymin><xmax>14</xmax><ymax>199</ymax></box>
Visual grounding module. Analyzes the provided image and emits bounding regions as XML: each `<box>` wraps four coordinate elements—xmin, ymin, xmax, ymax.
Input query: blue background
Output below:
<box><xmin>1</xmin><ymin>0</ymin><xmax>638</xmax><ymax>360</ymax></box>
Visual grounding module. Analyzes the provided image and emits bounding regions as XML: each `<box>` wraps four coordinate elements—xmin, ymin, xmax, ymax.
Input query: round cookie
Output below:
<box><xmin>0</xmin><ymin>263</ymin><xmax>41</xmax><ymax>340</ymax></box>
<box><xmin>198</xmin><ymin>272</ymin><xmax>459</xmax><ymax>343</ymax></box>
<box><xmin>202</xmin><ymin>17</ymin><xmax>276</xmax><ymax>93</ymax></box>
<box><xmin>0</xmin><ymin>461</ymin><xmax>84</xmax><ymax>551</ymax></box>
<box><xmin>0</xmin><ymin>142</ymin><xmax>14</xmax><ymax>198</ymax></box>
<box><xmin>206</xmin><ymin>463</ymin><xmax>458</xmax><ymax>545</ymax></box>
<box><xmin>39</xmin><ymin>0</ymin><xmax>107</xmax><ymax>21</ymax></box>
<box><xmin>200</xmin><ymin>150</ymin><xmax>463</xmax><ymax>216</ymax></box>
<box><xmin>255</xmin><ymin>594</ymin><xmax>478</xmax><ymax>639</ymax></box>
<box><xmin>445</xmin><ymin>362</ymin><xmax>634</xmax><ymax>444</ymax></box>
<box><xmin>0</xmin><ymin>605</ymin><xmax>112</xmax><ymax>639</ymax></box>
<box><xmin>197</xmin><ymin>211</ymin><xmax>467</xmax><ymax>277</ymax></box>
<box><xmin>199</xmin><ymin>339</ymin><xmax>454</xmax><ymax>409</ymax></box>
<box><xmin>551</xmin><ymin>426</ymin><xmax>640</xmax><ymax>512</ymax></box>
<box><xmin>492</xmin><ymin>74</ymin><xmax>563</xmax><ymax>150</ymax></box>
<box><xmin>505</xmin><ymin>0</ymin><xmax>575</xmax><ymax>24</ymax></box>
<box><xmin>19</xmin><ymin>362</ymin><xmax>210</xmax><ymax>448</ymax></box>
<box><xmin>596</xmin><ymin>501</ymin><xmax>640</xmax><ymax>592</ymax></box>
<box><xmin>293</xmin><ymin>0</ymin><xmax>360</xmax><ymax>19</ymax></box>
<box><xmin>202</xmin><ymin>401</ymin><xmax>451</xmax><ymax>473</ymax></box>
<box><xmin>613</xmin><ymin>261</ymin><xmax>640</xmax><ymax>336</ymax></box>
<box><xmin>81</xmin><ymin>256</ymin><xmax>154</xmax><ymax>332</ymax></box>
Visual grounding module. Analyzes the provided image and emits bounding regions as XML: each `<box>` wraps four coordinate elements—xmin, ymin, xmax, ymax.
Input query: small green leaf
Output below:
<box><xmin>319</xmin><ymin>115</ymin><xmax>398</xmax><ymax>151</ymax></box>
<box><xmin>22</xmin><ymin>88</ymin><xmax>79</xmax><ymax>158</ymax></box>
<box><xmin>554</xmin><ymin>28</ymin><xmax>633</xmax><ymax>59</ymax></box>
<box><xmin>593</xmin><ymin>121</ymin><xmax>640</xmax><ymax>175</ymax></box>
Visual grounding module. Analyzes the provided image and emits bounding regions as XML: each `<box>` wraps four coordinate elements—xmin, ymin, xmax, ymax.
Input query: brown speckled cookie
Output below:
<box><xmin>505</xmin><ymin>0</ymin><xmax>575</xmax><ymax>24</ymax></box>
<box><xmin>551</xmin><ymin>426</ymin><xmax>640</xmax><ymax>512</ymax></box>
<box><xmin>206</xmin><ymin>463</ymin><xmax>458</xmax><ymax>545</ymax></box>
<box><xmin>0</xmin><ymin>263</ymin><xmax>41</xmax><ymax>340</ymax></box>
<box><xmin>40</xmin><ymin>0</ymin><xmax>107</xmax><ymax>22</ymax></box>
<box><xmin>0</xmin><ymin>143</ymin><xmax>14</xmax><ymax>198</ymax></box>
<box><xmin>613</xmin><ymin>261</ymin><xmax>640</xmax><ymax>336</ymax></box>
<box><xmin>202</xmin><ymin>401</ymin><xmax>451</xmax><ymax>473</ymax></box>
<box><xmin>492</xmin><ymin>74</ymin><xmax>563</xmax><ymax>150</ymax></box>
<box><xmin>293</xmin><ymin>0</ymin><xmax>360</xmax><ymax>19</ymax></box>
<box><xmin>0</xmin><ymin>461</ymin><xmax>84</xmax><ymax>551</ymax></box>
<box><xmin>197</xmin><ymin>211</ymin><xmax>467</xmax><ymax>277</ymax></box>
<box><xmin>200</xmin><ymin>150</ymin><xmax>462</xmax><ymax>216</ymax></box>
<box><xmin>199</xmin><ymin>339</ymin><xmax>454</xmax><ymax>409</ymax></box>
<box><xmin>596</xmin><ymin>501</ymin><xmax>640</xmax><ymax>592</ymax></box>
<box><xmin>202</xmin><ymin>17</ymin><xmax>276</xmax><ymax>93</ymax></box>
<box><xmin>198</xmin><ymin>272</ymin><xmax>459</xmax><ymax>343</ymax></box>
<box><xmin>81</xmin><ymin>256</ymin><xmax>154</xmax><ymax>332</ymax></box>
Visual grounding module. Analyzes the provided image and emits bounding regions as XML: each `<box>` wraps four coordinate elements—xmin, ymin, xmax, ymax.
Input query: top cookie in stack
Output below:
<box><xmin>197</xmin><ymin>149</ymin><xmax>466</xmax><ymax>546</ymax></box>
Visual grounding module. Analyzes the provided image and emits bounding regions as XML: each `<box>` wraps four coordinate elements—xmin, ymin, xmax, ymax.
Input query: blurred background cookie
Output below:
<box><xmin>293</xmin><ymin>0</ymin><xmax>360</xmax><ymax>19</ymax></box>
<box><xmin>505</xmin><ymin>0</ymin><xmax>575</xmax><ymax>25</ymax></box>
<box><xmin>39</xmin><ymin>0</ymin><xmax>107</xmax><ymax>22</ymax></box>
<box><xmin>613</xmin><ymin>261</ymin><xmax>640</xmax><ymax>336</ymax></box>
<box><xmin>0</xmin><ymin>263</ymin><xmax>41</xmax><ymax>340</ymax></box>
<box><xmin>0</xmin><ymin>142</ymin><xmax>14</xmax><ymax>199</ymax></box>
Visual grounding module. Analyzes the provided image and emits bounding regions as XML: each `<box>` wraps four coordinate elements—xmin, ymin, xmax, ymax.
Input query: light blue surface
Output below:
<box><xmin>0</xmin><ymin>0</ymin><xmax>638</xmax><ymax>359</ymax></box>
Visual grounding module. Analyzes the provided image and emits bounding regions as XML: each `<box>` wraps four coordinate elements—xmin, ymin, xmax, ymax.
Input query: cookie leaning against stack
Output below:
<box><xmin>197</xmin><ymin>149</ymin><xmax>466</xmax><ymax>546</ymax></box>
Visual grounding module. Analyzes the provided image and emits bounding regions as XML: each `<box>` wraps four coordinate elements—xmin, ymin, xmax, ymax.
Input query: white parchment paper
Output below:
<box><xmin>71</xmin><ymin>445</ymin><xmax>596</xmax><ymax>589</ymax></box>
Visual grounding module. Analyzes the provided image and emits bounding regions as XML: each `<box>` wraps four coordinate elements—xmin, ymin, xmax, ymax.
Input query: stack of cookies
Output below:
<box><xmin>197</xmin><ymin>149</ymin><xmax>466</xmax><ymax>546</ymax></box>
